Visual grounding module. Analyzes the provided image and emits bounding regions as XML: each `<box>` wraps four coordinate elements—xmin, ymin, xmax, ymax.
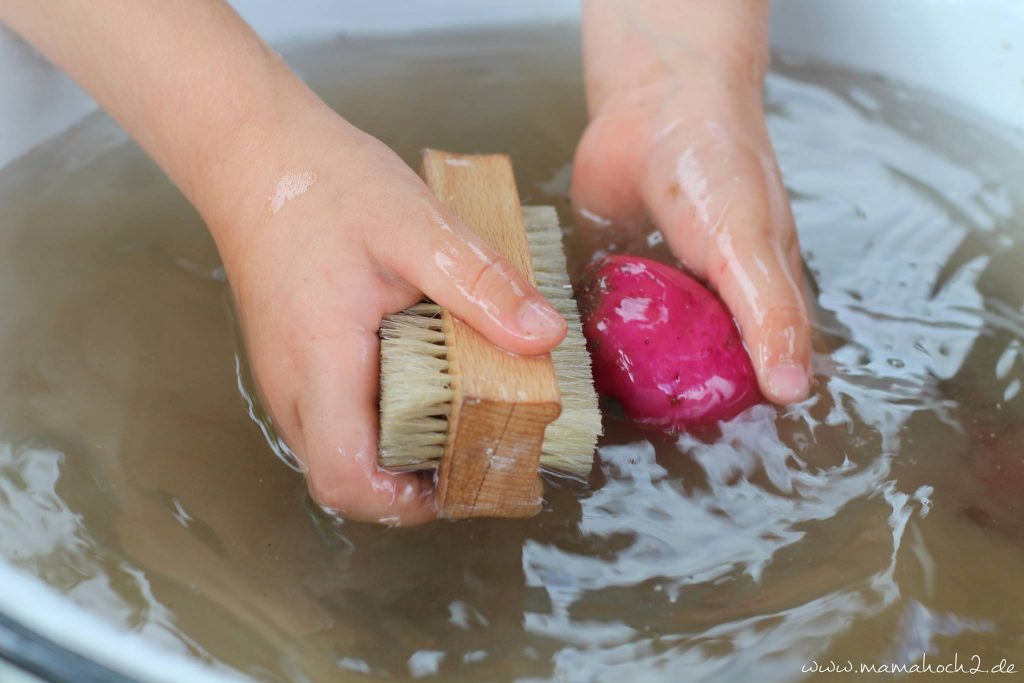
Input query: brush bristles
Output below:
<box><xmin>521</xmin><ymin>206</ymin><xmax>603</xmax><ymax>476</ymax></box>
<box><xmin>378</xmin><ymin>303</ymin><xmax>450</xmax><ymax>469</ymax></box>
<box><xmin>378</xmin><ymin>208</ymin><xmax>602</xmax><ymax>476</ymax></box>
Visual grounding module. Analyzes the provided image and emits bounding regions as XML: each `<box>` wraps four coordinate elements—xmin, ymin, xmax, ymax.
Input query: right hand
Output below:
<box><xmin>212</xmin><ymin>103</ymin><xmax>566</xmax><ymax>525</ymax></box>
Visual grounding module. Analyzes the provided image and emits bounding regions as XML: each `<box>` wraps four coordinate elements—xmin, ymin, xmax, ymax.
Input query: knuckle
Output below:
<box><xmin>761</xmin><ymin>305</ymin><xmax>808</xmax><ymax>329</ymax></box>
<box><xmin>304</xmin><ymin>435</ymin><xmax>379</xmax><ymax>516</ymax></box>
<box><xmin>464</xmin><ymin>253</ymin><xmax>523</xmax><ymax>301</ymax></box>
<box><xmin>307</xmin><ymin>474</ymin><xmax>349</xmax><ymax>513</ymax></box>
<box><xmin>717</xmin><ymin>40</ymin><xmax>770</xmax><ymax>87</ymax></box>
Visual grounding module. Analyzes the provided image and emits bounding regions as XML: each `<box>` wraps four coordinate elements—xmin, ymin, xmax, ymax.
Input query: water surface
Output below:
<box><xmin>0</xmin><ymin>25</ymin><xmax>1022</xmax><ymax>683</ymax></box>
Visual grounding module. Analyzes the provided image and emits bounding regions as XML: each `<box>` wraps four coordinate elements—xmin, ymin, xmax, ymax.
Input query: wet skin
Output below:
<box><xmin>2</xmin><ymin>0</ymin><xmax>810</xmax><ymax>524</ymax></box>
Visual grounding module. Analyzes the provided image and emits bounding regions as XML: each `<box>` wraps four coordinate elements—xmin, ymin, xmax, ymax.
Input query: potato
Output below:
<box><xmin>579</xmin><ymin>255</ymin><xmax>762</xmax><ymax>429</ymax></box>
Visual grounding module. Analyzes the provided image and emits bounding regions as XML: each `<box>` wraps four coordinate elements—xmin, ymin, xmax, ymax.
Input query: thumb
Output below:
<box><xmin>571</xmin><ymin>110</ymin><xmax>647</xmax><ymax>230</ymax></box>
<box><xmin>376</xmin><ymin>197</ymin><xmax>566</xmax><ymax>356</ymax></box>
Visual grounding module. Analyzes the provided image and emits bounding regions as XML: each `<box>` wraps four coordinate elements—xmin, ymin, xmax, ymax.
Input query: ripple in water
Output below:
<box><xmin>0</xmin><ymin>26</ymin><xmax>1021</xmax><ymax>683</ymax></box>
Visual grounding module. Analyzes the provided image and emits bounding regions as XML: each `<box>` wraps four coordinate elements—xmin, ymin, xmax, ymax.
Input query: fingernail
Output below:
<box><xmin>767</xmin><ymin>362</ymin><xmax>809</xmax><ymax>403</ymax></box>
<box><xmin>518</xmin><ymin>299</ymin><xmax>565</xmax><ymax>338</ymax></box>
<box><xmin>762</xmin><ymin>324</ymin><xmax>798</xmax><ymax>366</ymax></box>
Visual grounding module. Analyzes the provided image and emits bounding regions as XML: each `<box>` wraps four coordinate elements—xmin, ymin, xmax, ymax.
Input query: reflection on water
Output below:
<box><xmin>0</xmin><ymin>25</ymin><xmax>1022</xmax><ymax>683</ymax></box>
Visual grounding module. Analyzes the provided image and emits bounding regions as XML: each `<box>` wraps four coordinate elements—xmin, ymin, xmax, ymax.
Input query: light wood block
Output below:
<box><xmin>420</xmin><ymin>150</ymin><xmax>561</xmax><ymax>518</ymax></box>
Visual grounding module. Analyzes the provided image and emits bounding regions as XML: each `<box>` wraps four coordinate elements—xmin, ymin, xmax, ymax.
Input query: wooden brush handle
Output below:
<box><xmin>420</xmin><ymin>150</ymin><xmax>561</xmax><ymax>519</ymax></box>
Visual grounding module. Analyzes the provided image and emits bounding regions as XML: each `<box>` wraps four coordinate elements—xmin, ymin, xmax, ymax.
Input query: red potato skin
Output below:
<box><xmin>579</xmin><ymin>255</ymin><xmax>762</xmax><ymax>430</ymax></box>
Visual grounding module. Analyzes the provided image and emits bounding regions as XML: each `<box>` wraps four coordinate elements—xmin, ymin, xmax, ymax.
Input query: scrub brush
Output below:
<box><xmin>378</xmin><ymin>150</ymin><xmax>601</xmax><ymax>518</ymax></box>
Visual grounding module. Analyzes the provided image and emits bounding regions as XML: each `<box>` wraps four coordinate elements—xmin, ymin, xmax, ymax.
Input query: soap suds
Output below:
<box><xmin>270</xmin><ymin>171</ymin><xmax>317</xmax><ymax>214</ymax></box>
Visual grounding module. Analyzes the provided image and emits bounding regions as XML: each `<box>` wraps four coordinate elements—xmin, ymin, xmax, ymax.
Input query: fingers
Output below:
<box><xmin>297</xmin><ymin>326</ymin><xmax>436</xmax><ymax>526</ymax></box>
<box><xmin>643</xmin><ymin>120</ymin><xmax>812</xmax><ymax>404</ymax></box>
<box><xmin>375</xmin><ymin>197</ymin><xmax>566</xmax><ymax>356</ymax></box>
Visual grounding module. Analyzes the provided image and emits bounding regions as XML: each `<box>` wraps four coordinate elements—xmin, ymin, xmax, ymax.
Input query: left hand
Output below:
<box><xmin>573</xmin><ymin>0</ymin><xmax>812</xmax><ymax>405</ymax></box>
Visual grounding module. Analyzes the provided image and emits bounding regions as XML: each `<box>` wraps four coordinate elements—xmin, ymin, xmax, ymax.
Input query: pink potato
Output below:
<box><xmin>579</xmin><ymin>255</ymin><xmax>762</xmax><ymax>429</ymax></box>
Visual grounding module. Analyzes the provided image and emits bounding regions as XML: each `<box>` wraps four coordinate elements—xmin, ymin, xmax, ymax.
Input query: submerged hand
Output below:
<box><xmin>573</xmin><ymin>0</ymin><xmax>811</xmax><ymax>404</ymax></box>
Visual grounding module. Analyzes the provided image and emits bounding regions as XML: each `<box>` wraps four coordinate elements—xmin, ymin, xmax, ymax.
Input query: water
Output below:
<box><xmin>1</xmin><ymin>24</ymin><xmax>1023</xmax><ymax>683</ymax></box>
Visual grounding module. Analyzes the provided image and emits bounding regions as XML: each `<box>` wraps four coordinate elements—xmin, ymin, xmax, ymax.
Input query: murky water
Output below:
<box><xmin>1</xmin><ymin>25</ymin><xmax>1023</xmax><ymax>683</ymax></box>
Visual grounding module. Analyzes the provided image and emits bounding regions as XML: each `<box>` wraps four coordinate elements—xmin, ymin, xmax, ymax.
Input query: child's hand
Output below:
<box><xmin>216</xmin><ymin>109</ymin><xmax>566</xmax><ymax>524</ymax></box>
<box><xmin>2</xmin><ymin>0</ymin><xmax>565</xmax><ymax>524</ymax></box>
<box><xmin>574</xmin><ymin>0</ymin><xmax>812</xmax><ymax>404</ymax></box>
